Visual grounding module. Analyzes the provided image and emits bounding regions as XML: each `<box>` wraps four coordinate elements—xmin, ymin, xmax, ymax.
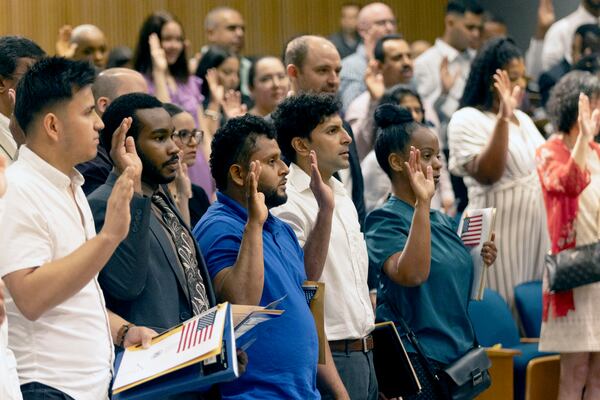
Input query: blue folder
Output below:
<box><xmin>112</xmin><ymin>303</ymin><xmax>239</xmax><ymax>400</ymax></box>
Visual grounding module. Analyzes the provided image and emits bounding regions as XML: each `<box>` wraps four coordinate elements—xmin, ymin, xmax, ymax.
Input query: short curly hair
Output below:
<box><xmin>460</xmin><ymin>37</ymin><xmax>522</xmax><ymax>110</ymax></box>
<box><xmin>547</xmin><ymin>70</ymin><xmax>600</xmax><ymax>133</ymax></box>
<box><xmin>210</xmin><ymin>114</ymin><xmax>277</xmax><ymax>191</ymax></box>
<box><xmin>271</xmin><ymin>93</ymin><xmax>341</xmax><ymax>163</ymax></box>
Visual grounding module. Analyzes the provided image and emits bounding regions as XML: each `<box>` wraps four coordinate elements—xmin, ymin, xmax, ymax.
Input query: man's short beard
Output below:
<box><xmin>262</xmin><ymin>186</ymin><xmax>287</xmax><ymax>209</ymax></box>
<box><xmin>137</xmin><ymin>146</ymin><xmax>176</xmax><ymax>185</ymax></box>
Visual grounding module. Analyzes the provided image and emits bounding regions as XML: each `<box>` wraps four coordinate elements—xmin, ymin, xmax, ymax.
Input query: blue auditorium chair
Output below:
<box><xmin>514</xmin><ymin>281</ymin><xmax>543</xmax><ymax>338</ymax></box>
<box><xmin>468</xmin><ymin>288</ymin><xmax>553</xmax><ymax>400</ymax></box>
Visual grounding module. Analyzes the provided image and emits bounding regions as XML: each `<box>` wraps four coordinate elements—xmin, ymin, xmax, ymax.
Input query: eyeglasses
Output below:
<box><xmin>172</xmin><ymin>129</ymin><xmax>203</xmax><ymax>144</ymax></box>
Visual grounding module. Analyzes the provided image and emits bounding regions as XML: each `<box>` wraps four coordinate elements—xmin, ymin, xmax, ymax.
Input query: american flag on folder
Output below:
<box><xmin>460</xmin><ymin>214</ymin><xmax>483</xmax><ymax>247</ymax></box>
<box><xmin>177</xmin><ymin>310</ymin><xmax>216</xmax><ymax>353</ymax></box>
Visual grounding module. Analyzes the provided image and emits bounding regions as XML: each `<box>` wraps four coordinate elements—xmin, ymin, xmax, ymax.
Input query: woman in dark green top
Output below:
<box><xmin>365</xmin><ymin>104</ymin><xmax>497</xmax><ymax>399</ymax></box>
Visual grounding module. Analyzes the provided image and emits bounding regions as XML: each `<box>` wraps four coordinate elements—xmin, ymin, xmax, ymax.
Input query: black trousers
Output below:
<box><xmin>21</xmin><ymin>382</ymin><xmax>76</xmax><ymax>400</ymax></box>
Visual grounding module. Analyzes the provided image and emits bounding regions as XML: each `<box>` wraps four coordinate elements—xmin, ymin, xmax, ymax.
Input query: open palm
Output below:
<box><xmin>405</xmin><ymin>147</ymin><xmax>435</xmax><ymax>203</ymax></box>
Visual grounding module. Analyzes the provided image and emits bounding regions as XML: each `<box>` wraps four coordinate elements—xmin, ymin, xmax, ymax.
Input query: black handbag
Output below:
<box><xmin>398</xmin><ymin>318</ymin><xmax>491</xmax><ymax>400</ymax></box>
<box><xmin>545</xmin><ymin>241</ymin><xmax>600</xmax><ymax>292</ymax></box>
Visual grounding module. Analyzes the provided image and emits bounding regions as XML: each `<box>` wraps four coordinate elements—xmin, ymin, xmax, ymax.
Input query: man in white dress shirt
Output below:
<box><xmin>0</xmin><ymin>154</ymin><xmax>21</xmax><ymax>400</ymax></box>
<box><xmin>0</xmin><ymin>57</ymin><xmax>154</xmax><ymax>400</ymax></box>
<box><xmin>541</xmin><ymin>0</ymin><xmax>600</xmax><ymax>71</ymax></box>
<box><xmin>0</xmin><ymin>36</ymin><xmax>45</xmax><ymax>164</ymax></box>
<box><xmin>414</xmin><ymin>0</ymin><xmax>483</xmax><ymax>212</ymax></box>
<box><xmin>272</xmin><ymin>93</ymin><xmax>377</xmax><ymax>400</ymax></box>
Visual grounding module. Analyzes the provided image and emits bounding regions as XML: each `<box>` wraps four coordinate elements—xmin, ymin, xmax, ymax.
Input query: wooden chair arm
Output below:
<box><xmin>520</xmin><ymin>338</ymin><xmax>540</xmax><ymax>343</ymax></box>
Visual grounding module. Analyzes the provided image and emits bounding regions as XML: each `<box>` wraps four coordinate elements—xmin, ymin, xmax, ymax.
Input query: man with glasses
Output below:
<box><xmin>338</xmin><ymin>2</ymin><xmax>398</xmax><ymax>111</ymax></box>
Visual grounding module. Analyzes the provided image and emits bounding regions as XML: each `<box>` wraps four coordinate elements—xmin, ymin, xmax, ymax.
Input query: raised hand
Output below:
<box><xmin>222</xmin><ymin>90</ymin><xmax>248</xmax><ymax>119</ymax></box>
<box><xmin>149</xmin><ymin>33</ymin><xmax>168</xmax><ymax>73</ymax></box>
<box><xmin>308</xmin><ymin>151</ymin><xmax>334</xmax><ymax>212</ymax></box>
<box><xmin>404</xmin><ymin>146</ymin><xmax>435</xmax><ymax>203</ymax></box>
<box><xmin>577</xmin><ymin>93</ymin><xmax>600</xmax><ymax>141</ymax></box>
<box><xmin>56</xmin><ymin>25</ymin><xmax>77</xmax><ymax>58</ymax></box>
<box><xmin>109</xmin><ymin>117</ymin><xmax>143</xmax><ymax>193</ymax></box>
<box><xmin>206</xmin><ymin>68</ymin><xmax>225</xmax><ymax>104</ymax></box>
<box><xmin>102</xmin><ymin>167</ymin><xmax>135</xmax><ymax>243</ymax></box>
<box><xmin>537</xmin><ymin>0</ymin><xmax>555</xmax><ymax>32</ymax></box>
<box><xmin>481</xmin><ymin>232</ymin><xmax>497</xmax><ymax>267</ymax></box>
<box><xmin>245</xmin><ymin>160</ymin><xmax>268</xmax><ymax>226</ymax></box>
<box><xmin>440</xmin><ymin>57</ymin><xmax>460</xmax><ymax>95</ymax></box>
<box><xmin>175</xmin><ymin>151</ymin><xmax>192</xmax><ymax>199</ymax></box>
<box><xmin>493</xmin><ymin>69</ymin><xmax>521</xmax><ymax>120</ymax></box>
<box><xmin>365</xmin><ymin>59</ymin><xmax>385</xmax><ymax>100</ymax></box>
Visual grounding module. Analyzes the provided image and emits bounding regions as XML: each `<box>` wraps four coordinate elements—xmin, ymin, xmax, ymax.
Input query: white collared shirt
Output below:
<box><xmin>414</xmin><ymin>38</ymin><xmax>473</xmax><ymax>148</ymax></box>
<box><xmin>0</xmin><ymin>113</ymin><xmax>17</xmax><ymax>164</ymax></box>
<box><xmin>0</xmin><ymin>146</ymin><xmax>113</xmax><ymax>400</ymax></box>
<box><xmin>542</xmin><ymin>4</ymin><xmax>600</xmax><ymax>70</ymax></box>
<box><xmin>272</xmin><ymin>163</ymin><xmax>374</xmax><ymax>340</ymax></box>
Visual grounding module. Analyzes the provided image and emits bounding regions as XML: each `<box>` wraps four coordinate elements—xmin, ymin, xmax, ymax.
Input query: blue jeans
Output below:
<box><xmin>20</xmin><ymin>382</ymin><xmax>75</xmax><ymax>400</ymax></box>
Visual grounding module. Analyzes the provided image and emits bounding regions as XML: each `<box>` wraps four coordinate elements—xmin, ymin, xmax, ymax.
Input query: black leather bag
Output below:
<box><xmin>398</xmin><ymin>318</ymin><xmax>492</xmax><ymax>400</ymax></box>
<box><xmin>440</xmin><ymin>346</ymin><xmax>492</xmax><ymax>400</ymax></box>
<box><xmin>546</xmin><ymin>241</ymin><xmax>600</xmax><ymax>292</ymax></box>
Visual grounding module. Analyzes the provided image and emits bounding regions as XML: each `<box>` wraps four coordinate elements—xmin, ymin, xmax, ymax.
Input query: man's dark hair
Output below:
<box><xmin>547</xmin><ymin>70</ymin><xmax>600</xmax><ymax>133</ymax></box>
<box><xmin>460</xmin><ymin>37</ymin><xmax>522</xmax><ymax>110</ymax></box>
<box><xmin>575</xmin><ymin>24</ymin><xmax>600</xmax><ymax>55</ymax></box>
<box><xmin>0</xmin><ymin>36</ymin><xmax>45</xmax><ymax>79</ymax></box>
<box><xmin>100</xmin><ymin>93</ymin><xmax>163</xmax><ymax>153</ymax></box>
<box><xmin>446</xmin><ymin>0</ymin><xmax>484</xmax><ymax>16</ymax></box>
<box><xmin>271</xmin><ymin>93</ymin><xmax>341</xmax><ymax>163</ymax></box>
<box><xmin>374</xmin><ymin>34</ymin><xmax>405</xmax><ymax>63</ymax></box>
<box><xmin>14</xmin><ymin>57</ymin><xmax>95</xmax><ymax>134</ymax></box>
<box><xmin>483</xmin><ymin>11</ymin><xmax>506</xmax><ymax>25</ymax></box>
<box><xmin>163</xmin><ymin>102</ymin><xmax>184</xmax><ymax>117</ymax></box>
<box><xmin>133</xmin><ymin>11</ymin><xmax>189</xmax><ymax>81</ymax></box>
<box><xmin>210</xmin><ymin>114</ymin><xmax>277</xmax><ymax>191</ymax></box>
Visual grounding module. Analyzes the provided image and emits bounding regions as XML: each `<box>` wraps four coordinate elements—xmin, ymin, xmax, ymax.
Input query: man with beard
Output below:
<box><xmin>271</xmin><ymin>94</ymin><xmax>377</xmax><ymax>400</ymax></box>
<box><xmin>346</xmin><ymin>34</ymin><xmax>414</xmax><ymax>160</ymax></box>
<box><xmin>88</xmin><ymin>93</ymin><xmax>216</xmax><ymax>342</ymax></box>
<box><xmin>194</xmin><ymin>114</ymin><xmax>349</xmax><ymax>399</ymax></box>
<box><xmin>285</xmin><ymin>35</ymin><xmax>366</xmax><ymax>227</ymax></box>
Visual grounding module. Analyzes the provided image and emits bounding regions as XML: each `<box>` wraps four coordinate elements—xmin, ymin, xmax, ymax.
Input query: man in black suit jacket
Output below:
<box><xmin>88</xmin><ymin>93</ymin><xmax>216</xmax><ymax>333</ymax></box>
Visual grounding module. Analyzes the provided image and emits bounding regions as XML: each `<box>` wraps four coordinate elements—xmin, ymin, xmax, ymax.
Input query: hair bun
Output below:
<box><xmin>374</xmin><ymin>104</ymin><xmax>414</xmax><ymax>128</ymax></box>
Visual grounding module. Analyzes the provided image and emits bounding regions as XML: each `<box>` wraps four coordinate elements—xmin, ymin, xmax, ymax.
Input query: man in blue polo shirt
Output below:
<box><xmin>193</xmin><ymin>115</ymin><xmax>348</xmax><ymax>399</ymax></box>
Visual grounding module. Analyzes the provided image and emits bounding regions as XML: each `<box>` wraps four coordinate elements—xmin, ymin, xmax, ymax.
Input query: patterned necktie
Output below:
<box><xmin>151</xmin><ymin>192</ymin><xmax>209</xmax><ymax>316</ymax></box>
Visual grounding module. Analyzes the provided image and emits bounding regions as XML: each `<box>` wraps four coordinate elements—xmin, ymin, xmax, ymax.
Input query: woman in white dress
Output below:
<box><xmin>448</xmin><ymin>38</ymin><xmax>549</xmax><ymax>308</ymax></box>
<box><xmin>536</xmin><ymin>72</ymin><xmax>600</xmax><ymax>400</ymax></box>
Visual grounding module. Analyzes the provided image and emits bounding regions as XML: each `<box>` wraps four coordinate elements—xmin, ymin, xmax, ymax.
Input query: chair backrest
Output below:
<box><xmin>514</xmin><ymin>281</ymin><xmax>543</xmax><ymax>338</ymax></box>
<box><xmin>468</xmin><ymin>288</ymin><xmax>521</xmax><ymax>348</ymax></box>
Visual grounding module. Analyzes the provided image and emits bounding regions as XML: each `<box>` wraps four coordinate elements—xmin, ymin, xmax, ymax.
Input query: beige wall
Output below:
<box><xmin>0</xmin><ymin>0</ymin><xmax>445</xmax><ymax>58</ymax></box>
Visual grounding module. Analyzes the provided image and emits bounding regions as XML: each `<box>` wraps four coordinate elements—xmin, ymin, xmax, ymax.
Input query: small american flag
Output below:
<box><xmin>176</xmin><ymin>310</ymin><xmax>216</xmax><ymax>353</ymax></box>
<box><xmin>461</xmin><ymin>214</ymin><xmax>483</xmax><ymax>247</ymax></box>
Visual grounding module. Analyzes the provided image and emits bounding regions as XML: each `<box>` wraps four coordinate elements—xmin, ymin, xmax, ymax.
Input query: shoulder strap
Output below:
<box><xmin>396</xmin><ymin>317</ymin><xmax>442</xmax><ymax>384</ymax></box>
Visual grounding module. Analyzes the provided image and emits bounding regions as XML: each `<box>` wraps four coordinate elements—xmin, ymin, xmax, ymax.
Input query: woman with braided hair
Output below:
<box><xmin>448</xmin><ymin>37</ymin><xmax>549</xmax><ymax>309</ymax></box>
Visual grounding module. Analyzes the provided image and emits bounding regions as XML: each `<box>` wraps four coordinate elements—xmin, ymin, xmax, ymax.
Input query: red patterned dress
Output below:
<box><xmin>536</xmin><ymin>135</ymin><xmax>600</xmax><ymax>352</ymax></box>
